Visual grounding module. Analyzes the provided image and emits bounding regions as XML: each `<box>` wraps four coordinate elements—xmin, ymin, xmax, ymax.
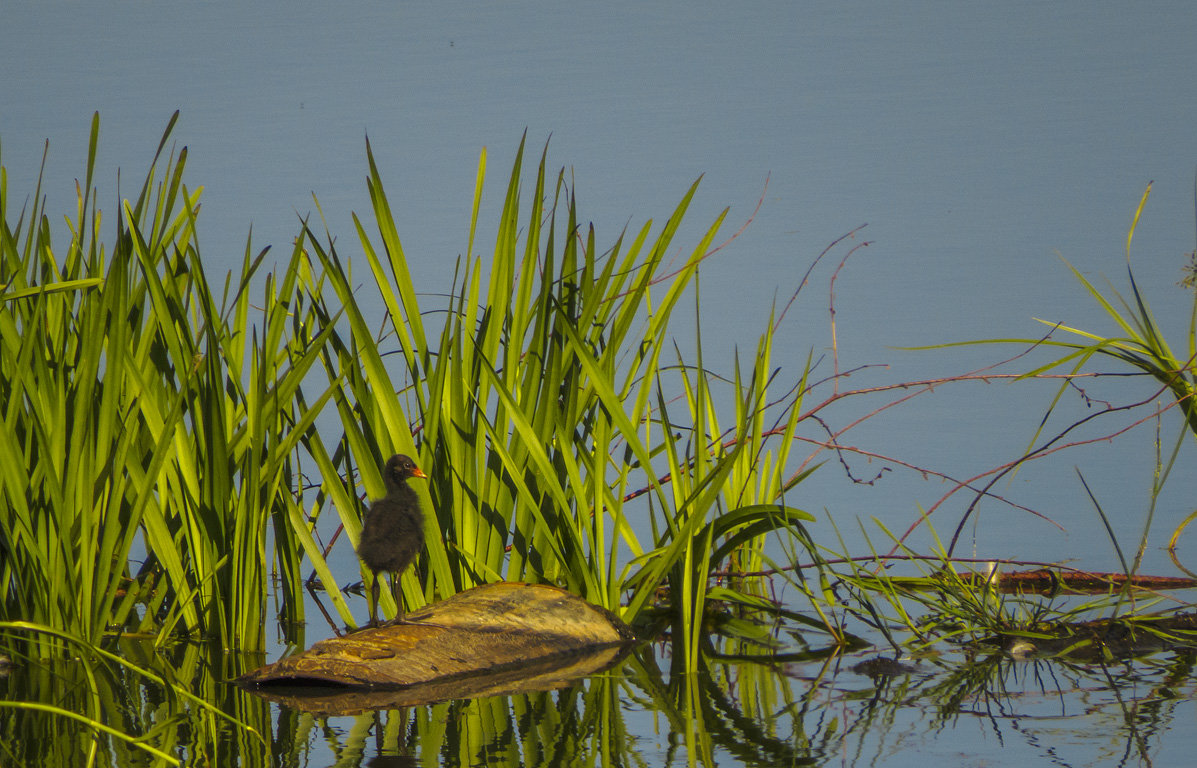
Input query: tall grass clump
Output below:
<box><xmin>2</xmin><ymin>114</ymin><xmax>835</xmax><ymax>678</ymax></box>
<box><xmin>298</xmin><ymin>136</ymin><xmax>830</xmax><ymax>669</ymax></box>
<box><xmin>0</xmin><ymin>113</ymin><xmax>335</xmax><ymax>652</ymax></box>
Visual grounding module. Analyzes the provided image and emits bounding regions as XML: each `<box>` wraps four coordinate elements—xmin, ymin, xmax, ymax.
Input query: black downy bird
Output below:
<box><xmin>357</xmin><ymin>453</ymin><xmax>428</xmax><ymax>626</ymax></box>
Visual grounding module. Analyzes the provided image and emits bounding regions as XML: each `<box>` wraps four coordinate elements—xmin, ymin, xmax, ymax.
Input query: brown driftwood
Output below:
<box><xmin>957</xmin><ymin>568</ymin><xmax>1197</xmax><ymax>595</ymax></box>
<box><xmin>237</xmin><ymin>582</ymin><xmax>635</xmax><ymax>711</ymax></box>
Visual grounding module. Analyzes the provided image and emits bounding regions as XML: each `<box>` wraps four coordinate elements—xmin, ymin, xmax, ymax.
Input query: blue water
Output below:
<box><xmin>4</xmin><ymin>2</ymin><xmax>1197</xmax><ymax>765</ymax></box>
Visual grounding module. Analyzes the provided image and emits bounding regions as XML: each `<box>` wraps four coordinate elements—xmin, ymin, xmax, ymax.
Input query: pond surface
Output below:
<box><xmin>3</xmin><ymin>2</ymin><xmax>1197</xmax><ymax>766</ymax></box>
<box><xmin>5</xmin><ymin>624</ymin><xmax>1197</xmax><ymax>767</ymax></box>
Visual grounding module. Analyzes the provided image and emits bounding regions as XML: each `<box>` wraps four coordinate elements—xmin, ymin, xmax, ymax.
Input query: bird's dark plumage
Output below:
<box><xmin>358</xmin><ymin>453</ymin><xmax>427</xmax><ymax>626</ymax></box>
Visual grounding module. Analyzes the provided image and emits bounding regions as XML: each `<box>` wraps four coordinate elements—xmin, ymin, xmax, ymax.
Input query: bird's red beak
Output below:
<box><xmin>411</xmin><ymin>467</ymin><xmax>428</xmax><ymax>479</ymax></box>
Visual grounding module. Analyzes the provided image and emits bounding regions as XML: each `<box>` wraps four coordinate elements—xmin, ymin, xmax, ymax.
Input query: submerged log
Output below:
<box><xmin>237</xmin><ymin>582</ymin><xmax>635</xmax><ymax>711</ymax></box>
<box><xmin>991</xmin><ymin>610</ymin><xmax>1197</xmax><ymax>661</ymax></box>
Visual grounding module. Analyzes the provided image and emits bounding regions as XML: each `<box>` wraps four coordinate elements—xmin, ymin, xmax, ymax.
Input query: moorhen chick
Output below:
<box><xmin>357</xmin><ymin>453</ymin><xmax>428</xmax><ymax>626</ymax></box>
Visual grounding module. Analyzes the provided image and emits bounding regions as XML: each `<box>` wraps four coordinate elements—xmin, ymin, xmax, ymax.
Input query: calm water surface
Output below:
<box><xmin>3</xmin><ymin>2</ymin><xmax>1197</xmax><ymax>766</ymax></box>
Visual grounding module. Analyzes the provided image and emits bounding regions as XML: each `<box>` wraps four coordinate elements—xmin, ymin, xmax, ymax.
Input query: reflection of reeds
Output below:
<box><xmin>0</xmin><ymin>623</ymin><xmax>267</xmax><ymax>767</ymax></box>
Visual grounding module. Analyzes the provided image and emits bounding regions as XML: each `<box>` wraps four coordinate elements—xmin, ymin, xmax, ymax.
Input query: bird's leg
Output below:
<box><xmin>385</xmin><ymin>575</ymin><xmax>448</xmax><ymax>628</ymax></box>
<box><xmin>391</xmin><ymin>575</ymin><xmax>403</xmax><ymax>623</ymax></box>
<box><xmin>368</xmin><ymin>574</ymin><xmax>381</xmax><ymax>627</ymax></box>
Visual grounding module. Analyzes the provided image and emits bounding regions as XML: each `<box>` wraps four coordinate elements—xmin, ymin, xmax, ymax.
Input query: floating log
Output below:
<box><xmin>957</xmin><ymin>568</ymin><xmax>1197</xmax><ymax>595</ymax></box>
<box><xmin>237</xmin><ymin>582</ymin><xmax>635</xmax><ymax>712</ymax></box>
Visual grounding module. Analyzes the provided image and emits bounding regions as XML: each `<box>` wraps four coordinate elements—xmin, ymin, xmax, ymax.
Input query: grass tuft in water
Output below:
<box><xmin>0</xmin><ymin>113</ymin><xmax>337</xmax><ymax>651</ymax></box>
<box><xmin>297</xmin><ymin>134</ymin><xmax>833</xmax><ymax>670</ymax></box>
<box><xmin>1</xmin><ymin>116</ymin><xmax>835</xmax><ymax>675</ymax></box>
